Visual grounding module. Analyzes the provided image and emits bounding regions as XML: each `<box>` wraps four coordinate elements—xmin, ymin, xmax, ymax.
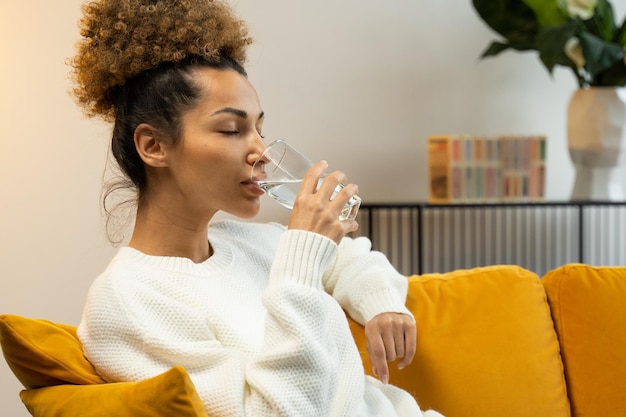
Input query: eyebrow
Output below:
<box><xmin>211</xmin><ymin>107</ymin><xmax>265</xmax><ymax>120</ymax></box>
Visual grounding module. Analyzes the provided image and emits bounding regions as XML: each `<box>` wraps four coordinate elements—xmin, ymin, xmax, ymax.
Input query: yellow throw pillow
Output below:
<box><xmin>543</xmin><ymin>264</ymin><xmax>626</xmax><ymax>417</ymax></box>
<box><xmin>0</xmin><ymin>314</ymin><xmax>105</xmax><ymax>388</ymax></box>
<box><xmin>350</xmin><ymin>266</ymin><xmax>570</xmax><ymax>417</ymax></box>
<box><xmin>20</xmin><ymin>365</ymin><xmax>208</xmax><ymax>417</ymax></box>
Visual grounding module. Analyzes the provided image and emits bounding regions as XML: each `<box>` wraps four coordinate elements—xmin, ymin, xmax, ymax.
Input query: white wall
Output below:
<box><xmin>1</xmin><ymin>0</ymin><xmax>623</xmax><ymax>415</ymax></box>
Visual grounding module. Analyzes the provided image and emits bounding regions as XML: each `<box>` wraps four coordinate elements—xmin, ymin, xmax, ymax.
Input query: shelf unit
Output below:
<box><xmin>353</xmin><ymin>201</ymin><xmax>626</xmax><ymax>276</ymax></box>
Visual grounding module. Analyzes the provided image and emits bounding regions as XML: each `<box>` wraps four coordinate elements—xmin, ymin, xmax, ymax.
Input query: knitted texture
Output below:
<box><xmin>78</xmin><ymin>220</ymin><xmax>435</xmax><ymax>416</ymax></box>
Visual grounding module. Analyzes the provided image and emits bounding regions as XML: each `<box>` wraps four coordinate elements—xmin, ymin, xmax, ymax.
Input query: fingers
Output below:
<box><xmin>398</xmin><ymin>321</ymin><xmax>417</xmax><ymax>369</ymax></box>
<box><xmin>300</xmin><ymin>160</ymin><xmax>328</xmax><ymax>194</ymax></box>
<box><xmin>289</xmin><ymin>163</ymin><xmax>359</xmax><ymax>243</ymax></box>
<box><xmin>365</xmin><ymin>313</ymin><xmax>417</xmax><ymax>384</ymax></box>
<box><xmin>314</xmin><ymin>170</ymin><xmax>346</xmax><ymax>199</ymax></box>
<box><xmin>300</xmin><ymin>164</ymin><xmax>358</xmax><ymax>209</ymax></box>
<box><xmin>366</xmin><ymin>335</ymin><xmax>390</xmax><ymax>385</ymax></box>
<box><xmin>339</xmin><ymin>217</ymin><xmax>359</xmax><ymax>234</ymax></box>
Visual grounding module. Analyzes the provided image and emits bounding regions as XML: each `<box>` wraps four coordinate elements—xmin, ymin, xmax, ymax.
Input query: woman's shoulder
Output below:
<box><xmin>89</xmin><ymin>246</ymin><xmax>197</xmax><ymax>299</ymax></box>
<box><xmin>89</xmin><ymin>247</ymin><xmax>158</xmax><ymax>290</ymax></box>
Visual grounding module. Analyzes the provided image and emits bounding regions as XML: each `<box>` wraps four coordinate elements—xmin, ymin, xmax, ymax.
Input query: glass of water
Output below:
<box><xmin>251</xmin><ymin>140</ymin><xmax>361</xmax><ymax>221</ymax></box>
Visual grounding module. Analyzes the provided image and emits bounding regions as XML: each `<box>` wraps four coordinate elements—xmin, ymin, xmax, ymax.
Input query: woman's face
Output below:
<box><xmin>159</xmin><ymin>67</ymin><xmax>266</xmax><ymax>220</ymax></box>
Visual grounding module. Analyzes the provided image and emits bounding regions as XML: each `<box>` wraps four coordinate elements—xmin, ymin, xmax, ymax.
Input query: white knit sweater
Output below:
<box><xmin>78</xmin><ymin>220</ymin><xmax>442</xmax><ymax>417</ymax></box>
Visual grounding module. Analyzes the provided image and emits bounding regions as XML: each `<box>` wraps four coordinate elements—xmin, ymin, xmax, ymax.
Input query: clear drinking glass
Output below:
<box><xmin>251</xmin><ymin>140</ymin><xmax>361</xmax><ymax>221</ymax></box>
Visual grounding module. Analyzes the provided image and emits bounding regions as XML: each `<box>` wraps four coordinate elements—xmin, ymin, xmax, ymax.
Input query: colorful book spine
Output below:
<box><xmin>427</xmin><ymin>135</ymin><xmax>453</xmax><ymax>204</ymax></box>
<box><xmin>427</xmin><ymin>134</ymin><xmax>546</xmax><ymax>204</ymax></box>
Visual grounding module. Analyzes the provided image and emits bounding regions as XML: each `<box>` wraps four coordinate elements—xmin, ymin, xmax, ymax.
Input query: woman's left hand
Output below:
<box><xmin>364</xmin><ymin>312</ymin><xmax>417</xmax><ymax>385</ymax></box>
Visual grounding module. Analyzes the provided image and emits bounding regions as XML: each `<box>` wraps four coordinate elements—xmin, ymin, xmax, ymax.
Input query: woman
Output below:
<box><xmin>71</xmin><ymin>0</ymin><xmax>442</xmax><ymax>416</ymax></box>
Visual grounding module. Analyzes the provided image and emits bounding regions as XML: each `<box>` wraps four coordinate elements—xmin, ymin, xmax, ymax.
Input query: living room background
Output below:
<box><xmin>2</xmin><ymin>1</ymin><xmax>625</xmax><ymax>416</ymax></box>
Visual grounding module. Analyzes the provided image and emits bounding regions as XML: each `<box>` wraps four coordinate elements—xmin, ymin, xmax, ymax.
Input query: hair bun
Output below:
<box><xmin>69</xmin><ymin>0</ymin><xmax>252</xmax><ymax>121</ymax></box>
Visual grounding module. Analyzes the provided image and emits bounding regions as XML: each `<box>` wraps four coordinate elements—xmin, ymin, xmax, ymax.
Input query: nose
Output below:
<box><xmin>248</xmin><ymin>136</ymin><xmax>269</xmax><ymax>179</ymax></box>
<box><xmin>248</xmin><ymin>135</ymin><xmax>267</xmax><ymax>163</ymax></box>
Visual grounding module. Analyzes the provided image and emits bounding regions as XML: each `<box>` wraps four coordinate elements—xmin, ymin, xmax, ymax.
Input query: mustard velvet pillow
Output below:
<box><xmin>20</xmin><ymin>365</ymin><xmax>209</xmax><ymax>417</ymax></box>
<box><xmin>543</xmin><ymin>264</ymin><xmax>626</xmax><ymax>417</ymax></box>
<box><xmin>0</xmin><ymin>314</ymin><xmax>105</xmax><ymax>388</ymax></box>
<box><xmin>1</xmin><ymin>314</ymin><xmax>208</xmax><ymax>417</ymax></box>
<box><xmin>350</xmin><ymin>266</ymin><xmax>570</xmax><ymax>417</ymax></box>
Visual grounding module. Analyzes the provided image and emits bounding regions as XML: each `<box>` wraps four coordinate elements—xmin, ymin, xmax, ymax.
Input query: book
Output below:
<box><xmin>427</xmin><ymin>134</ymin><xmax>546</xmax><ymax>203</ymax></box>
<box><xmin>427</xmin><ymin>135</ymin><xmax>453</xmax><ymax>203</ymax></box>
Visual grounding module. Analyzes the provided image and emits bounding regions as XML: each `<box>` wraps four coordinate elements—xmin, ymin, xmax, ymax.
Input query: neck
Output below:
<box><xmin>129</xmin><ymin>200</ymin><xmax>215</xmax><ymax>264</ymax></box>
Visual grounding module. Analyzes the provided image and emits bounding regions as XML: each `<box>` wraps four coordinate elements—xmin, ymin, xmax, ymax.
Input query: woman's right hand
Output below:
<box><xmin>287</xmin><ymin>161</ymin><xmax>359</xmax><ymax>244</ymax></box>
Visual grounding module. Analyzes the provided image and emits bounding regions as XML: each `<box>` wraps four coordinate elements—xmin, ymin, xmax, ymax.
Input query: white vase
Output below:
<box><xmin>567</xmin><ymin>87</ymin><xmax>626</xmax><ymax>201</ymax></box>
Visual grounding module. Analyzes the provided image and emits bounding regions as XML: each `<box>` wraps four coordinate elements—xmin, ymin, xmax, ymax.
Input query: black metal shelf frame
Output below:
<box><xmin>354</xmin><ymin>201</ymin><xmax>626</xmax><ymax>276</ymax></box>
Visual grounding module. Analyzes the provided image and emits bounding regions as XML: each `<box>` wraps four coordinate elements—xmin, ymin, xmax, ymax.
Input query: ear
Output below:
<box><xmin>134</xmin><ymin>123</ymin><xmax>168</xmax><ymax>168</ymax></box>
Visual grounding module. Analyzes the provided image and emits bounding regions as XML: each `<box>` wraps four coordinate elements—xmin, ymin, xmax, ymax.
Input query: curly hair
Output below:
<box><xmin>69</xmin><ymin>0</ymin><xmax>252</xmax><ymax>121</ymax></box>
<box><xmin>69</xmin><ymin>0</ymin><xmax>253</xmax><ymax>243</ymax></box>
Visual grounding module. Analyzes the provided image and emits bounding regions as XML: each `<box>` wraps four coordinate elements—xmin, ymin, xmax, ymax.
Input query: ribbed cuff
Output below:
<box><xmin>269</xmin><ymin>230</ymin><xmax>338</xmax><ymax>290</ymax></box>
<box><xmin>357</xmin><ymin>289</ymin><xmax>414</xmax><ymax>323</ymax></box>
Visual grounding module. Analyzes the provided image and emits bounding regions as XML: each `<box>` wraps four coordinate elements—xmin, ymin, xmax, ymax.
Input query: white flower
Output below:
<box><xmin>565</xmin><ymin>37</ymin><xmax>585</xmax><ymax>69</ymax></box>
<box><xmin>558</xmin><ymin>0</ymin><xmax>598</xmax><ymax>19</ymax></box>
<box><xmin>565</xmin><ymin>37</ymin><xmax>593</xmax><ymax>86</ymax></box>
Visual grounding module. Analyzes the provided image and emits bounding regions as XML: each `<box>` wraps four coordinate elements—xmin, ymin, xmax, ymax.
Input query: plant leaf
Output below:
<box><xmin>481</xmin><ymin>41</ymin><xmax>513</xmax><ymax>58</ymax></box>
<box><xmin>585</xmin><ymin>0</ymin><xmax>617</xmax><ymax>41</ymax></box>
<box><xmin>594</xmin><ymin>59</ymin><xmax>626</xmax><ymax>86</ymax></box>
<box><xmin>614</xmin><ymin>15</ymin><xmax>626</xmax><ymax>45</ymax></box>
<box><xmin>522</xmin><ymin>0</ymin><xmax>568</xmax><ymax>27</ymax></box>
<box><xmin>579</xmin><ymin>31</ymin><xmax>626</xmax><ymax>77</ymax></box>
<box><xmin>472</xmin><ymin>0</ymin><xmax>539</xmax><ymax>44</ymax></box>
<box><xmin>536</xmin><ymin>22</ymin><xmax>579</xmax><ymax>72</ymax></box>
<box><xmin>480</xmin><ymin>40</ymin><xmax>535</xmax><ymax>58</ymax></box>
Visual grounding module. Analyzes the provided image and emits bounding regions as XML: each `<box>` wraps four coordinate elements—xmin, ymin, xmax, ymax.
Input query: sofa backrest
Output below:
<box><xmin>349</xmin><ymin>265</ymin><xmax>571</xmax><ymax>417</ymax></box>
<box><xmin>543</xmin><ymin>264</ymin><xmax>626</xmax><ymax>417</ymax></box>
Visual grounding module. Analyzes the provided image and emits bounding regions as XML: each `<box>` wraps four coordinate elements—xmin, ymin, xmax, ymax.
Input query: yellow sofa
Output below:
<box><xmin>1</xmin><ymin>263</ymin><xmax>625</xmax><ymax>417</ymax></box>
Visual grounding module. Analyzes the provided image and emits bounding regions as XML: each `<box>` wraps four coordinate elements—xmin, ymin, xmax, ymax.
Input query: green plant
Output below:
<box><xmin>472</xmin><ymin>0</ymin><xmax>626</xmax><ymax>87</ymax></box>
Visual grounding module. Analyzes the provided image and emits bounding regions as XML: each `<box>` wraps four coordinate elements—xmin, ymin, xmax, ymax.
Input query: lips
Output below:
<box><xmin>242</xmin><ymin>179</ymin><xmax>265</xmax><ymax>196</ymax></box>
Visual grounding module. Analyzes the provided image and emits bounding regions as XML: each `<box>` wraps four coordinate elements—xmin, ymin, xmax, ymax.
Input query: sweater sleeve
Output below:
<box><xmin>78</xmin><ymin>230</ymin><xmax>368</xmax><ymax>417</ymax></box>
<box><xmin>322</xmin><ymin>236</ymin><xmax>413</xmax><ymax>325</ymax></box>
<box><xmin>245</xmin><ymin>230</ymin><xmax>357</xmax><ymax>415</ymax></box>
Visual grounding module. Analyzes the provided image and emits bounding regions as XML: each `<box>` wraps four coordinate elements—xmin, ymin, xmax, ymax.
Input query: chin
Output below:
<box><xmin>227</xmin><ymin>200</ymin><xmax>262</xmax><ymax>220</ymax></box>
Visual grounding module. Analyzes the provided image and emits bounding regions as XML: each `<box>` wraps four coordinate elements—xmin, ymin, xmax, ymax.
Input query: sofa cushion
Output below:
<box><xmin>349</xmin><ymin>265</ymin><xmax>570</xmax><ymax>417</ymax></box>
<box><xmin>0</xmin><ymin>314</ymin><xmax>208</xmax><ymax>417</ymax></box>
<box><xmin>20</xmin><ymin>365</ymin><xmax>208</xmax><ymax>417</ymax></box>
<box><xmin>0</xmin><ymin>314</ymin><xmax>105</xmax><ymax>388</ymax></box>
<box><xmin>543</xmin><ymin>264</ymin><xmax>626</xmax><ymax>417</ymax></box>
